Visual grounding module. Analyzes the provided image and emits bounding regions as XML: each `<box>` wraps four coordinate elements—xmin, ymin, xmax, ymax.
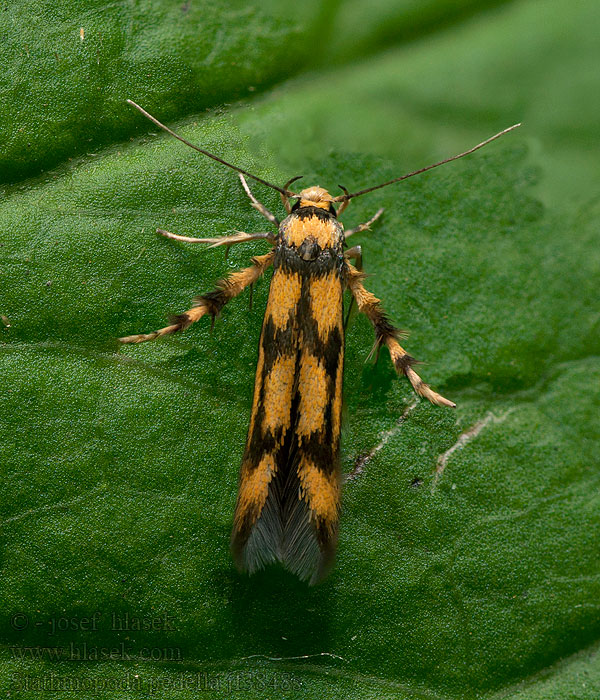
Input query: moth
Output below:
<box><xmin>120</xmin><ymin>101</ymin><xmax>519</xmax><ymax>584</ymax></box>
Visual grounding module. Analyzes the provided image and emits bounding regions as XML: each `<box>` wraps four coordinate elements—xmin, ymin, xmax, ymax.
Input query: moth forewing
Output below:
<box><xmin>230</xmin><ymin>202</ymin><xmax>347</xmax><ymax>584</ymax></box>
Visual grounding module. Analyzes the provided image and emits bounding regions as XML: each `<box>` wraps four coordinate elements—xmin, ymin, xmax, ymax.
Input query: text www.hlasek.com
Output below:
<box><xmin>10</xmin><ymin>642</ymin><xmax>181</xmax><ymax>662</ymax></box>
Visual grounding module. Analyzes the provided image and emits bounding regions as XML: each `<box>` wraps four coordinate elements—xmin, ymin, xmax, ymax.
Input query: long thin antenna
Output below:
<box><xmin>127</xmin><ymin>100</ymin><xmax>294</xmax><ymax>197</ymax></box>
<box><xmin>332</xmin><ymin>124</ymin><xmax>521</xmax><ymax>202</ymax></box>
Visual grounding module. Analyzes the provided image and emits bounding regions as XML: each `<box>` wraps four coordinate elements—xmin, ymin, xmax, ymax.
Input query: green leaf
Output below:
<box><xmin>2</xmin><ymin>1</ymin><xmax>599</xmax><ymax>699</ymax></box>
<box><xmin>0</xmin><ymin>0</ymin><xmax>329</xmax><ymax>183</ymax></box>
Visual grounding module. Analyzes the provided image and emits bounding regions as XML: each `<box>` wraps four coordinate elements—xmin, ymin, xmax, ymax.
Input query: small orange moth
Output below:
<box><xmin>120</xmin><ymin>101</ymin><xmax>519</xmax><ymax>584</ymax></box>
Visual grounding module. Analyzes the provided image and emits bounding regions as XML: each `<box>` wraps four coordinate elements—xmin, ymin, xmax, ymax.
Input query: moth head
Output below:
<box><xmin>297</xmin><ymin>186</ymin><xmax>335</xmax><ymax>210</ymax></box>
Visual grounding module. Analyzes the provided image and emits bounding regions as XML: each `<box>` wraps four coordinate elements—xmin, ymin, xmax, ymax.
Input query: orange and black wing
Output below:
<box><xmin>230</xmin><ymin>244</ymin><xmax>344</xmax><ymax>584</ymax></box>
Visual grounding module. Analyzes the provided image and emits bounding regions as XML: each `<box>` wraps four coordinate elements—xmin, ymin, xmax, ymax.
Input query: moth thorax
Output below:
<box><xmin>298</xmin><ymin>186</ymin><xmax>333</xmax><ymax>210</ymax></box>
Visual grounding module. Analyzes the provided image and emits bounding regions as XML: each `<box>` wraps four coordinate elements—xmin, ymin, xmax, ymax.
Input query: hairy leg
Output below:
<box><xmin>157</xmin><ymin>228</ymin><xmax>275</xmax><ymax>247</ymax></box>
<box><xmin>119</xmin><ymin>251</ymin><xmax>275</xmax><ymax>344</ymax></box>
<box><xmin>345</xmin><ymin>263</ymin><xmax>455</xmax><ymax>408</ymax></box>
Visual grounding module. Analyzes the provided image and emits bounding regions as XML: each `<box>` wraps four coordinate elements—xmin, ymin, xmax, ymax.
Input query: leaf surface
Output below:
<box><xmin>1</xmin><ymin>1</ymin><xmax>599</xmax><ymax>698</ymax></box>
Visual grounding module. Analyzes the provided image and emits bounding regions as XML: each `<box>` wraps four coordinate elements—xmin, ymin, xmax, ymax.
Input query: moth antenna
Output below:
<box><xmin>332</xmin><ymin>123</ymin><xmax>522</xmax><ymax>202</ymax></box>
<box><xmin>283</xmin><ymin>175</ymin><xmax>304</xmax><ymax>190</ymax></box>
<box><xmin>127</xmin><ymin>100</ymin><xmax>296</xmax><ymax>197</ymax></box>
<box><xmin>281</xmin><ymin>175</ymin><xmax>303</xmax><ymax>213</ymax></box>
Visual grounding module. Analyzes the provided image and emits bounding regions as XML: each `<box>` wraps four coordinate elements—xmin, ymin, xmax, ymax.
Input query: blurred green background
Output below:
<box><xmin>1</xmin><ymin>1</ymin><xmax>599</xmax><ymax>698</ymax></box>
